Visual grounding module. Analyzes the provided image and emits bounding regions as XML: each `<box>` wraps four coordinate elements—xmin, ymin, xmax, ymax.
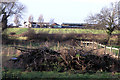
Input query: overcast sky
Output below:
<box><xmin>10</xmin><ymin>0</ymin><xmax>119</xmax><ymax>25</ymax></box>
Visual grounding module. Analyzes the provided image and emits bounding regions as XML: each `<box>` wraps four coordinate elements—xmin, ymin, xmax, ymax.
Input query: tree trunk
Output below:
<box><xmin>107</xmin><ymin>34</ymin><xmax>111</xmax><ymax>45</ymax></box>
<box><xmin>118</xmin><ymin>34</ymin><xmax>120</xmax><ymax>45</ymax></box>
<box><xmin>2</xmin><ymin>13</ymin><xmax>8</xmax><ymax>31</ymax></box>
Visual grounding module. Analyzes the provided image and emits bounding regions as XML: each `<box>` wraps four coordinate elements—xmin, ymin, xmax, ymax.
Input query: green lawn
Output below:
<box><xmin>3</xmin><ymin>28</ymin><xmax>120</xmax><ymax>35</ymax></box>
<box><xmin>3</xmin><ymin>28</ymin><xmax>28</xmax><ymax>35</ymax></box>
<box><xmin>2</xmin><ymin>69</ymin><xmax>120</xmax><ymax>79</ymax></box>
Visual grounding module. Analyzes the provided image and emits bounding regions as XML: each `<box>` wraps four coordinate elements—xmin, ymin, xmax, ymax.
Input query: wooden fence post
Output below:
<box><xmin>57</xmin><ymin>41</ymin><xmax>60</xmax><ymax>50</ymax></box>
<box><xmin>13</xmin><ymin>42</ymin><xmax>16</xmax><ymax>55</ymax></box>
<box><xmin>104</xmin><ymin>45</ymin><xmax>106</xmax><ymax>54</ymax></box>
<box><xmin>92</xmin><ymin>42</ymin><xmax>94</xmax><ymax>49</ymax></box>
<box><xmin>110</xmin><ymin>47</ymin><xmax>112</xmax><ymax>54</ymax></box>
<box><xmin>30</xmin><ymin>41</ymin><xmax>32</xmax><ymax>48</ymax></box>
<box><xmin>84</xmin><ymin>42</ymin><xmax>85</xmax><ymax>47</ymax></box>
<box><xmin>99</xmin><ymin>43</ymin><xmax>101</xmax><ymax>48</ymax></box>
<box><xmin>86</xmin><ymin>42</ymin><xmax>87</xmax><ymax>47</ymax></box>
<box><xmin>118</xmin><ymin>48</ymin><xmax>120</xmax><ymax>60</ymax></box>
<box><xmin>81</xmin><ymin>41</ymin><xmax>83</xmax><ymax>46</ymax></box>
<box><xmin>7</xmin><ymin>47</ymin><xmax>10</xmax><ymax>56</ymax></box>
<box><xmin>96</xmin><ymin>43</ymin><xmax>98</xmax><ymax>49</ymax></box>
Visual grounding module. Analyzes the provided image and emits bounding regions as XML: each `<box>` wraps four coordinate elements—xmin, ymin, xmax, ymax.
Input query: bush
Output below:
<box><xmin>27</xmin><ymin>31</ymin><xmax>76</xmax><ymax>42</ymax></box>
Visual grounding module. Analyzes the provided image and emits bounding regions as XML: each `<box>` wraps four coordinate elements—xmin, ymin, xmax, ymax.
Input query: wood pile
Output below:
<box><xmin>5</xmin><ymin>47</ymin><xmax>120</xmax><ymax>73</ymax></box>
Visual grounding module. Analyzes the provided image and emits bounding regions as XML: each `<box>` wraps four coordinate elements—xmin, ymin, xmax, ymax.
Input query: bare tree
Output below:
<box><xmin>14</xmin><ymin>14</ymin><xmax>20</xmax><ymax>26</ymax></box>
<box><xmin>1</xmin><ymin>1</ymin><xmax>25</xmax><ymax>31</ymax></box>
<box><xmin>49</xmin><ymin>18</ymin><xmax>54</xmax><ymax>24</ymax></box>
<box><xmin>28</xmin><ymin>15</ymin><xmax>34</xmax><ymax>23</ymax></box>
<box><xmin>38</xmin><ymin>14</ymin><xmax>44</xmax><ymax>23</ymax></box>
<box><xmin>38</xmin><ymin>14</ymin><xmax>44</xmax><ymax>27</ymax></box>
<box><xmin>118</xmin><ymin>1</ymin><xmax>120</xmax><ymax>45</ymax></box>
<box><xmin>85</xmin><ymin>2</ymin><xmax>118</xmax><ymax>44</ymax></box>
<box><xmin>49</xmin><ymin>18</ymin><xmax>54</xmax><ymax>28</ymax></box>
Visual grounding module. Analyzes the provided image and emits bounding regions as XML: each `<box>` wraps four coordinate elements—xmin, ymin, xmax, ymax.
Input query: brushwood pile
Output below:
<box><xmin>5</xmin><ymin>46</ymin><xmax>120</xmax><ymax>73</ymax></box>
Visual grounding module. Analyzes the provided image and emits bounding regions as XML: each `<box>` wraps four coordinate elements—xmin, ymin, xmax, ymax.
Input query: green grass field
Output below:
<box><xmin>2</xmin><ymin>69</ymin><xmax>120</xmax><ymax>79</ymax></box>
<box><xmin>3</xmin><ymin>28</ymin><xmax>120</xmax><ymax>35</ymax></box>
